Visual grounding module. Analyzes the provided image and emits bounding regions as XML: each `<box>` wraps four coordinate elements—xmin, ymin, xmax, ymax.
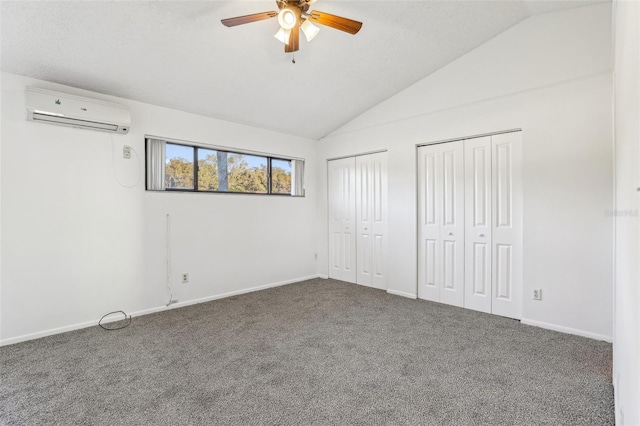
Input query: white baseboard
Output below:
<box><xmin>387</xmin><ymin>289</ymin><xmax>417</xmax><ymax>299</ymax></box>
<box><xmin>0</xmin><ymin>318</ymin><xmax>107</xmax><ymax>348</ymax></box>
<box><xmin>520</xmin><ymin>318</ymin><xmax>612</xmax><ymax>342</ymax></box>
<box><xmin>0</xmin><ymin>274</ymin><xmax>322</xmax><ymax>347</ymax></box>
<box><xmin>318</xmin><ymin>274</ymin><xmax>329</xmax><ymax>279</ymax></box>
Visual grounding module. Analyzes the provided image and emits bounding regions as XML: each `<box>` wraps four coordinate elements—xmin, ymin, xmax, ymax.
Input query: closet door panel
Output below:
<box><xmin>417</xmin><ymin>146</ymin><xmax>441</xmax><ymax>302</ymax></box>
<box><xmin>464</xmin><ymin>137</ymin><xmax>492</xmax><ymax>313</ymax></box>
<box><xmin>439</xmin><ymin>141</ymin><xmax>465</xmax><ymax>307</ymax></box>
<box><xmin>328</xmin><ymin>157</ymin><xmax>357</xmax><ymax>283</ymax></box>
<box><xmin>369</xmin><ymin>152</ymin><xmax>388</xmax><ymax>290</ymax></box>
<box><xmin>356</xmin><ymin>156</ymin><xmax>372</xmax><ymax>286</ymax></box>
<box><xmin>491</xmin><ymin>132</ymin><xmax>523</xmax><ymax>319</ymax></box>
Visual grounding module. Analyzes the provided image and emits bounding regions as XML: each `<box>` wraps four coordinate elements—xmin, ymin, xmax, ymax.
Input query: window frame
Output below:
<box><xmin>150</xmin><ymin>138</ymin><xmax>302</xmax><ymax>197</ymax></box>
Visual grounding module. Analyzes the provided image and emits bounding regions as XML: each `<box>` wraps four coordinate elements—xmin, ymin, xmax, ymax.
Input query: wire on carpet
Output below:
<box><xmin>98</xmin><ymin>310</ymin><xmax>132</xmax><ymax>331</ymax></box>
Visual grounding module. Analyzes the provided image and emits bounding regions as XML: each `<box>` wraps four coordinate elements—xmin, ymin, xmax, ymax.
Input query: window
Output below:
<box><xmin>271</xmin><ymin>159</ymin><xmax>292</xmax><ymax>194</ymax></box>
<box><xmin>197</xmin><ymin>148</ymin><xmax>219</xmax><ymax>192</ymax></box>
<box><xmin>165</xmin><ymin>144</ymin><xmax>194</xmax><ymax>190</ymax></box>
<box><xmin>146</xmin><ymin>138</ymin><xmax>304</xmax><ymax>196</ymax></box>
<box><xmin>227</xmin><ymin>153</ymin><xmax>268</xmax><ymax>194</ymax></box>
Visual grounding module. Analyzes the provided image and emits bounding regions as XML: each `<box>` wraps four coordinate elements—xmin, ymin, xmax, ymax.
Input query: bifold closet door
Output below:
<box><xmin>328</xmin><ymin>157</ymin><xmax>357</xmax><ymax>283</ymax></box>
<box><xmin>356</xmin><ymin>152</ymin><xmax>388</xmax><ymax>289</ymax></box>
<box><xmin>417</xmin><ymin>141</ymin><xmax>465</xmax><ymax>307</ymax></box>
<box><xmin>419</xmin><ymin>132</ymin><xmax>522</xmax><ymax>318</ymax></box>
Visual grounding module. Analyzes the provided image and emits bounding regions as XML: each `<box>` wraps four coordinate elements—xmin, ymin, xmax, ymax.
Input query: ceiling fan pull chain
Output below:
<box><xmin>292</xmin><ymin>52</ymin><xmax>296</xmax><ymax>64</ymax></box>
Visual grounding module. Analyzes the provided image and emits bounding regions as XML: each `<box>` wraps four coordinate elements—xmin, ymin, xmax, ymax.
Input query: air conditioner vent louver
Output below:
<box><xmin>32</xmin><ymin>112</ymin><xmax>120</xmax><ymax>132</ymax></box>
<box><xmin>26</xmin><ymin>87</ymin><xmax>131</xmax><ymax>134</ymax></box>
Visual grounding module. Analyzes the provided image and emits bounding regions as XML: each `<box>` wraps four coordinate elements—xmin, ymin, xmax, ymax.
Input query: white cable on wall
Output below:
<box><xmin>166</xmin><ymin>213</ymin><xmax>178</xmax><ymax>306</ymax></box>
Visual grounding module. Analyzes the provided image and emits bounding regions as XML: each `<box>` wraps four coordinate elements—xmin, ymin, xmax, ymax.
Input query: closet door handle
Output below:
<box><xmin>448</xmin><ymin>232</ymin><xmax>453</xmax><ymax>236</ymax></box>
<box><xmin>479</xmin><ymin>234</ymin><xmax>485</xmax><ymax>237</ymax></box>
<box><xmin>364</xmin><ymin>227</ymin><xmax>368</xmax><ymax>231</ymax></box>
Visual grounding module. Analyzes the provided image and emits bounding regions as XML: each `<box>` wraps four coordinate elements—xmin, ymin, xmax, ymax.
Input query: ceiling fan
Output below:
<box><xmin>221</xmin><ymin>0</ymin><xmax>362</xmax><ymax>54</ymax></box>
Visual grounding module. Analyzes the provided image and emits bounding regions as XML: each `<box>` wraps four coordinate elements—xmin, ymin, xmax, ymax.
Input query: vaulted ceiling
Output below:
<box><xmin>1</xmin><ymin>1</ymin><xmax>604</xmax><ymax>139</ymax></box>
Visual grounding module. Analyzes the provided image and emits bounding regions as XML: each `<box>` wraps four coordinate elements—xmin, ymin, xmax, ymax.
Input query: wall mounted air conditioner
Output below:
<box><xmin>25</xmin><ymin>87</ymin><xmax>131</xmax><ymax>134</ymax></box>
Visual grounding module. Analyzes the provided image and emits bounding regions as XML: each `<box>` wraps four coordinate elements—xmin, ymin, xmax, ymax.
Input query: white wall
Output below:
<box><xmin>317</xmin><ymin>3</ymin><xmax>614</xmax><ymax>340</ymax></box>
<box><xmin>0</xmin><ymin>72</ymin><xmax>319</xmax><ymax>345</ymax></box>
<box><xmin>613</xmin><ymin>1</ymin><xmax>640</xmax><ymax>424</ymax></box>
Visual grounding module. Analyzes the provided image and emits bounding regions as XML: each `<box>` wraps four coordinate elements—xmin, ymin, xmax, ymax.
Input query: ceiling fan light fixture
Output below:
<box><xmin>278</xmin><ymin>8</ymin><xmax>297</xmax><ymax>30</ymax></box>
<box><xmin>274</xmin><ymin>27</ymin><xmax>291</xmax><ymax>45</ymax></box>
<box><xmin>300</xmin><ymin>19</ymin><xmax>319</xmax><ymax>42</ymax></box>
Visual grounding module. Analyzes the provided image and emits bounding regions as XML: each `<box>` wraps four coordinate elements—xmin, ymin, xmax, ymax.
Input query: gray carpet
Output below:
<box><xmin>0</xmin><ymin>278</ymin><xmax>613</xmax><ymax>425</ymax></box>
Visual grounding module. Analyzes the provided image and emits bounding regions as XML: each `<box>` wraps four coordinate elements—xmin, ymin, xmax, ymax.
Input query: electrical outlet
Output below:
<box><xmin>123</xmin><ymin>145</ymin><xmax>132</xmax><ymax>159</ymax></box>
<box><xmin>533</xmin><ymin>289</ymin><xmax>542</xmax><ymax>300</ymax></box>
<box><xmin>182</xmin><ymin>273</ymin><xmax>189</xmax><ymax>284</ymax></box>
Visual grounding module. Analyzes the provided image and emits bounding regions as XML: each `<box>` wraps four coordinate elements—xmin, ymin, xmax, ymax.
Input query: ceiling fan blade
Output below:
<box><xmin>307</xmin><ymin>10</ymin><xmax>362</xmax><ymax>35</ymax></box>
<box><xmin>221</xmin><ymin>11</ymin><xmax>278</xmax><ymax>27</ymax></box>
<box><xmin>285</xmin><ymin>24</ymin><xmax>300</xmax><ymax>53</ymax></box>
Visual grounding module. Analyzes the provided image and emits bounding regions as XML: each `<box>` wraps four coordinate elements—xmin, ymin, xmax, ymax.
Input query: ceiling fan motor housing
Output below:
<box><xmin>277</xmin><ymin>0</ymin><xmax>311</xmax><ymax>13</ymax></box>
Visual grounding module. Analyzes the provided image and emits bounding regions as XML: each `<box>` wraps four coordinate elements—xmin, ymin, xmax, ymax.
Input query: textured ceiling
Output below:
<box><xmin>1</xmin><ymin>1</ymin><xmax>605</xmax><ymax>139</ymax></box>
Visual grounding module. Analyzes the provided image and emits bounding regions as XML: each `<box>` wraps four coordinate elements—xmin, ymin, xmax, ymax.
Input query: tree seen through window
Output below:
<box><xmin>164</xmin><ymin>143</ymin><xmax>293</xmax><ymax>195</ymax></box>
